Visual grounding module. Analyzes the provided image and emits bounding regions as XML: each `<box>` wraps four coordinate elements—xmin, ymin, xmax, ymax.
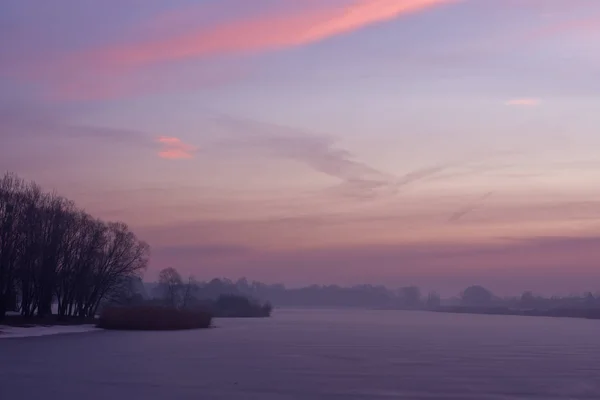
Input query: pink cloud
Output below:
<box><xmin>7</xmin><ymin>0</ymin><xmax>458</xmax><ymax>101</ymax></box>
<box><xmin>156</xmin><ymin>136</ymin><xmax>197</xmax><ymax>159</ymax></box>
<box><xmin>539</xmin><ymin>16</ymin><xmax>600</xmax><ymax>36</ymax></box>
<box><xmin>527</xmin><ymin>14</ymin><xmax>600</xmax><ymax>42</ymax></box>
<box><xmin>74</xmin><ymin>0</ymin><xmax>459</xmax><ymax>72</ymax></box>
<box><xmin>505</xmin><ymin>98</ymin><xmax>541</xmax><ymax>107</ymax></box>
<box><xmin>51</xmin><ymin>62</ymin><xmax>246</xmax><ymax>102</ymax></box>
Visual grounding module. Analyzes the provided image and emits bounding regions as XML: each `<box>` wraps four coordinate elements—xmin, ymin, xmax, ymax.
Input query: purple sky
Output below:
<box><xmin>2</xmin><ymin>0</ymin><xmax>600</xmax><ymax>295</ymax></box>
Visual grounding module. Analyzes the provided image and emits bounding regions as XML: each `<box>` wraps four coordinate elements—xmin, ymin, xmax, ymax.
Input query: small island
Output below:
<box><xmin>97</xmin><ymin>306</ymin><xmax>213</xmax><ymax>330</ymax></box>
<box><xmin>96</xmin><ymin>290</ymin><xmax>272</xmax><ymax>331</ymax></box>
<box><xmin>94</xmin><ymin>268</ymin><xmax>273</xmax><ymax>330</ymax></box>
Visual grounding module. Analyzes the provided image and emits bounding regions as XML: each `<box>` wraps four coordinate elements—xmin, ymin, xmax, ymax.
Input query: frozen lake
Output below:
<box><xmin>1</xmin><ymin>308</ymin><xmax>600</xmax><ymax>399</ymax></box>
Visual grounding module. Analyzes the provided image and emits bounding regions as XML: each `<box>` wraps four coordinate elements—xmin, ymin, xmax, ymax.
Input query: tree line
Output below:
<box><xmin>143</xmin><ymin>278</ymin><xmax>600</xmax><ymax>311</ymax></box>
<box><xmin>458</xmin><ymin>285</ymin><xmax>600</xmax><ymax>309</ymax></box>
<box><xmin>117</xmin><ymin>268</ymin><xmax>272</xmax><ymax>318</ymax></box>
<box><xmin>144</xmin><ymin>277</ymin><xmax>442</xmax><ymax>309</ymax></box>
<box><xmin>0</xmin><ymin>172</ymin><xmax>149</xmax><ymax>320</ymax></box>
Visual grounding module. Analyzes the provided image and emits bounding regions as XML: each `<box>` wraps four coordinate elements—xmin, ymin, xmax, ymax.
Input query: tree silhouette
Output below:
<box><xmin>0</xmin><ymin>172</ymin><xmax>149</xmax><ymax>320</ymax></box>
<box><xmin>461</xmin><ymin>285</ymin><xmax>493</xmax><ymax>306</ymax></box>
<box><xmin>158</xmin><ymin>267</ymin><xmax>183</xmax><ymax>308</ymax></box>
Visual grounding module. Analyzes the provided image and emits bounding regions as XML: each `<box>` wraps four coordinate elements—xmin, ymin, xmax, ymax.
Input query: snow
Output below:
<box><xmin>0</xmin><ymin>324</ymin><xmax>99</xmax><ymax>339</ymax></box>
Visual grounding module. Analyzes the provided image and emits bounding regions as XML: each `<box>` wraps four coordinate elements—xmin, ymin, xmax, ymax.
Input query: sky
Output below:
<box><xmin>2</xmin><ymin>0</ymin><xmax>600</xmax><ymax>295</ymax></box>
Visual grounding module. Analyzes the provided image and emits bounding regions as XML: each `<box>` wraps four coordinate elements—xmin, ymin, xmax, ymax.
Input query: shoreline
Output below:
<box><xmin>432</xmin><ymin>306</ymin><xmax>600</xmax><ymax>320</ymax></box>
<box><xmin>0</xmin><ymin>314</ymin><xmax>97</xmax><ymax>328</ymax></box>
<box><xmin>0</xmin><ymin>324</ymin><xmax>100</xmax><ymax>339</ymax></box>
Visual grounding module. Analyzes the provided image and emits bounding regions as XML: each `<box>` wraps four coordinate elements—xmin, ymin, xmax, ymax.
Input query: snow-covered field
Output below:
<box><xmin>0</xmin><ymin>324</ymin><xmax>99</xmax><ymax>339</ymax></box>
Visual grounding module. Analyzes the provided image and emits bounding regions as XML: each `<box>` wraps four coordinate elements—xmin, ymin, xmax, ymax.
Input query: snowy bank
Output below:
<box><xmin>0</xmin><ymin>324</ymin><xmax>99</xmax><ymax>339</ymax></box>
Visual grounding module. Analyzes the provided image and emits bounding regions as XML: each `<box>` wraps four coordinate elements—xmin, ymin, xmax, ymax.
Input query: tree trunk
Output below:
<box><xmin>0</xmin><ymin>295</ymin><xmax>6</xmax><ymax>321</ymax></box>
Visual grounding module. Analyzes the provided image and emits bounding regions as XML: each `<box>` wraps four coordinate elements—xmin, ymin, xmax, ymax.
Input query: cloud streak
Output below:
<box><xmin>74</xmin><ymin>0</ymin><xmax>458</xmax><ymax>72</ymax></box>
<box><xmin>54</xmin><ymin>63</ymin><xmax>247</xmax><ymax>101</ymax></box>
<box><xmin>4</xmin><ymin>0</ymin><xmax>458</xmax><ymax>101</ymax></box>
<box><xmin>157</xmin><ymin>136</ymin><xmax>197</xmax><ymax>159</ymax></box>
<box><xmin>0</xmin><ymin>104</ymin><xmax>157</xmax><ymax>177</ymax></box>
<box><xmin>202</xmin><ymin>112</ymin><xmax>477</xmax><ymax>200</ymax></box>
<box><xmin>535</xmin><ymin>15</ymin><xmax>600</xmax><ymax>38</ymax></box>
<box><xmin>207</xmin><ymin>113</ymin><xmax>396</xmax><ymax>197</ymax></box>
<box><xmin>448</xmin><ymin>192</ymin><xmax>494</xmax><ymax>223</ymax></box>
<box><xmin>505</xmin><ymin>98</ymin><xmax>541</xmax><ymax>106</ymax></box>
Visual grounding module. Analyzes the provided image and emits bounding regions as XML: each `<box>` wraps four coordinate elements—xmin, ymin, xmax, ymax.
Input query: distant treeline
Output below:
<box><xmin>0</xmin><ymin>173</ymin><xmax>149</xmax><ymax>320</ymax></box>
<box><xmin>144</xmin><ymin>278</ymin><xmax>442</xmax><ymax>309</ymax></box>
<box><xmin>129</xmin><ymin>268</ymin><xmax>272</xmax><ymax>318</ymax></box>
<box><xmin>457</xmin><ymin>285</ymin><xmax>600</xmax><ymax>310</ymax></box>
<box><xmin>143</xmin><ymin>279</ymin><xmax>600</xmax><ymax>311</ymax></box>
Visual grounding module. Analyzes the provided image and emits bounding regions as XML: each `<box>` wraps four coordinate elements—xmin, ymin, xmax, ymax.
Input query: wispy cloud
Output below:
<box><xmin>73</xmin><ymin>0</ymin><xmax>458</xmax><ymax>72</ymax></box>
<box><xmin>156</xmin><ymin>136</ymin><xmax>197</xmax><ymax>159</ymax></box>
<box><xmin>535</xmin><ymin>15</ymin><xmax>600</xmax><ymax>38</ymax></box>
<box><xmin>505</xmin><ymin>98</ymin><xmax>541</xmax><ymax>106</ymax></box>
<box><xmin>0</xmin><ymin>103</ymin><xmax>152</xmax><ymax>144</ymax></box>
<box><xmin>202</xmin><ymin>113</ymin><xmax>476</xmax><ymax>200</ymax></box>
<box><xmin>3</xmin><ymin>0</ymin><xmax>458</xmax><ymax>101</ymax></box>
<box><xmin>0</xmin><ymin>104</ymin><xmax>155</xmax><ymax>174</ymax></box>
<box><xmin>206</xmin><ymin>113</ymin><xmax>393</xmax><ymax>196</ymax></box>
<box><xmin>54</xmin><ymin>63</ymin><xmax>247</xmax><ymax>101</ymax></box>
<box><xmin>448</xmin><ymin>192</ymin><xmax>494</xmax><ymax>223</ymax></box>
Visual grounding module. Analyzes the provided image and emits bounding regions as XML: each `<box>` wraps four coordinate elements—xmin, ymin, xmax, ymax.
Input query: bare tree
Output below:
<box><xmin>181</xmin><ymin>276</ymin><xmax>199</xmax><ymax>309</ymax></box>
<box><xmin>426</xmin><ymin>291</ymin><xmax>441</xmax><ymax>308</ymax></box>
<box><xmin>0</xmin><ymin>173</ymin><xmax>27</xmax><ymax>318</ymax></box>
<box><xmin>0</xmin><ymin>172</ymin><xmax>149</xmax><ymax>320</ymax></box>
<box><xmin>158</xmin><ymin>267</ymin><xmax>183</xmax><ymax>308</ymax></box>
<box><xmin>461</xmin><ymin>285</ymin><xmax>493</xmax><ymax>306</ymax></box>
<box><xmin>399</xmin><ymin>286</ymin><xmax>422</xmax><ymax>308</ymax></box>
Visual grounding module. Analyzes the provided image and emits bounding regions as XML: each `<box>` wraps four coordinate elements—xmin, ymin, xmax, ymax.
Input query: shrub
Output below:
<box><xmin>97</xmin><ymin>306</ymin><xmax>212</xmax><ymax>330</ymax></box>
<box><xmin>212</xmin><ymin>295</ymin><xmax>272</xmax><ymax>318</ymax></box>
